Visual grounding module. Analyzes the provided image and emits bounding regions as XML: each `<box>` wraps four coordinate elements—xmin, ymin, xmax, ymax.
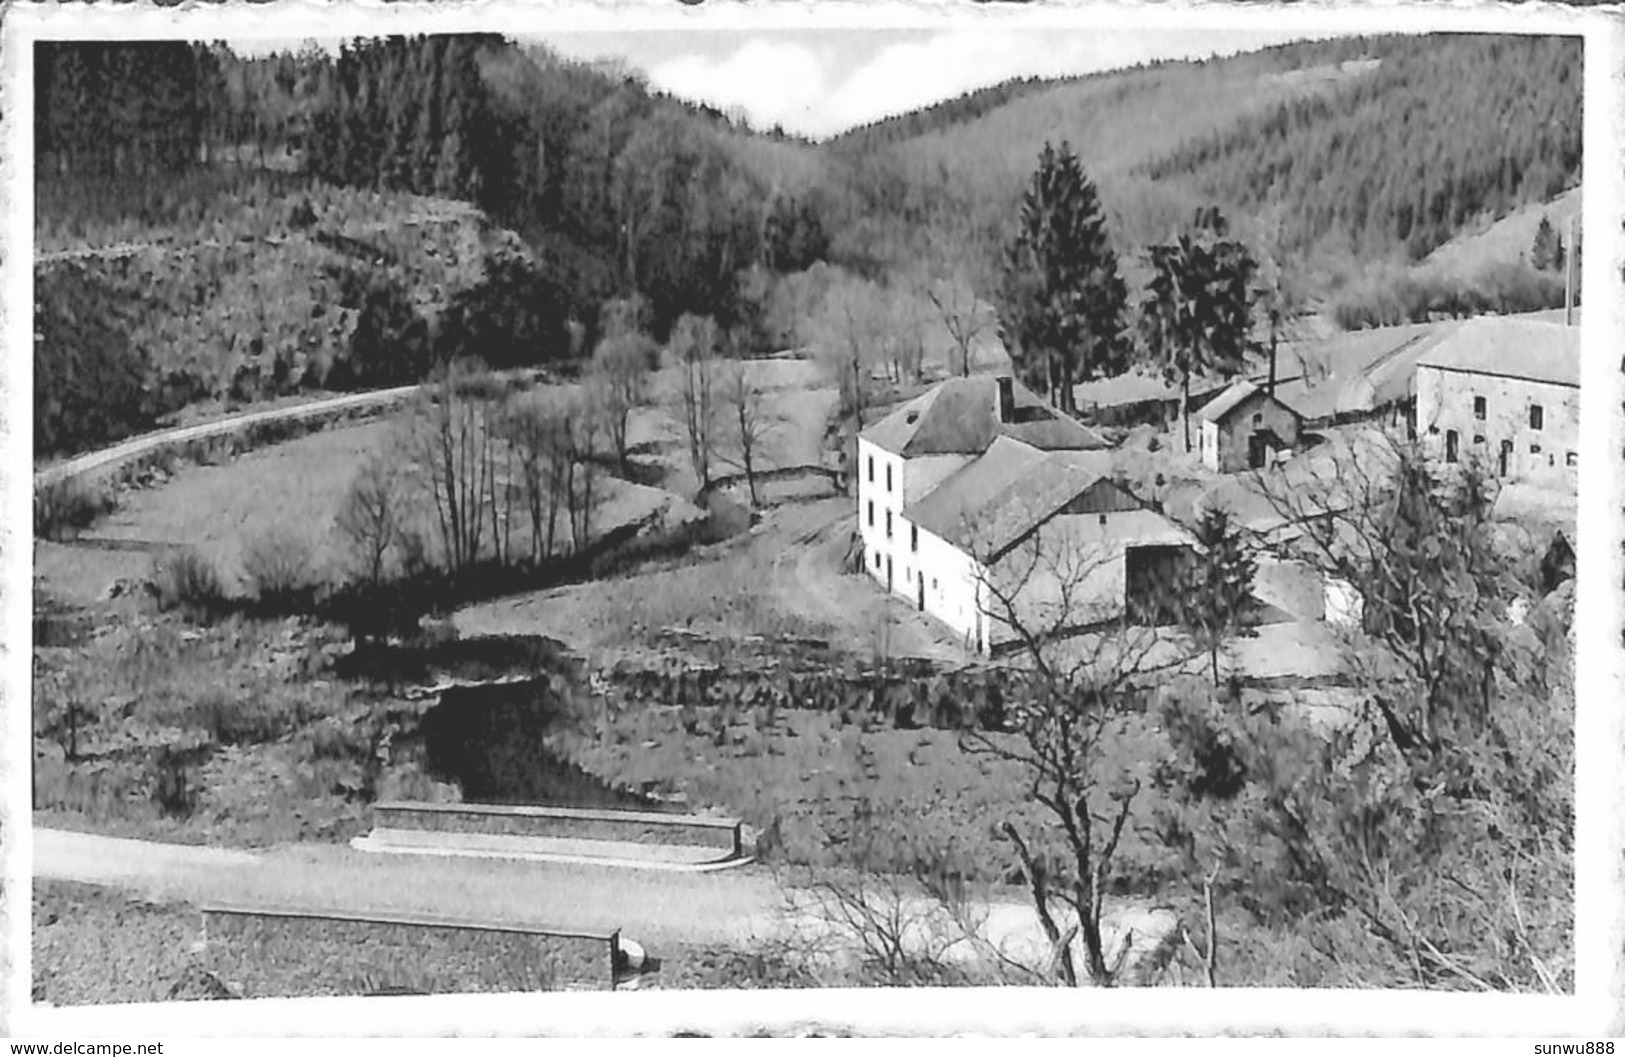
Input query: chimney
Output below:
<box><xmin>1268</xmin><ymin>326</ymin><xmax>1279</xmax><ymax>399</ymax></box>
<box><xmin>995</xmin><ymin>376</ymin><xmax>1015</xmax><ymax>424</ymax></box>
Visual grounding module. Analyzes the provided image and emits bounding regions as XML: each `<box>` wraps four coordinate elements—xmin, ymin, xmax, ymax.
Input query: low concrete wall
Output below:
<box><xmin>202</xmin><ymin>904</ymin><xmax>620</xmax><ymax>996</ymax></box>
<box><xmin>1254</xmin><ymin>558</ymin><xmax>1326</xmax><ymax>623</ymax></box>
<box><xmin>373</xmin><ymin>800</ymin><xmax>742</xmax><ymax>854</ymax></box>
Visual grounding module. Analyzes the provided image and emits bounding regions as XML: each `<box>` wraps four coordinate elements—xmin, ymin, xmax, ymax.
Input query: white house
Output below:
<box><xmin>855</xmin><ymin>375</ymin><xmax>1105</xmax><ymax>600</ymax></box>
<box><xmin>1413</xmin><ymin>316</ymin><xmax>1580</xmax><ymax>491</ymax></box>
<box><xmin>856</xmin><ymin>376</ymin><xmax>1184</xmax><ymax>654</ymax></box>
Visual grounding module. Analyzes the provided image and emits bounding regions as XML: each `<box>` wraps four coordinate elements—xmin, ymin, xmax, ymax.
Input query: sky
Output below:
<box><xmin>235</xmin><ymin>27</ymin><xmax>1328</xmax><ymax>141</ymax></box>
<box><xmin>530</xmin><ymin>28</ymin><xmax>1324</xmax><ymax>140</ymax></box>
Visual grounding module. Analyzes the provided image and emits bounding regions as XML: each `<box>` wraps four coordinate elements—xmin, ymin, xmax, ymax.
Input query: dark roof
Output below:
<box><xmin>861</xmin><ymin>376</ymin><xmax>1106</xmax><ymax>456</ymax></box>
<box><xmin>905</xmin><ymin>439</ymin><xmax>1121</xmax><ymax>558</ymax></box>
<box><xmin>1416</xmin><ymin>316</ymin><xmax>1580</xmax><ymax>387</ymax></box>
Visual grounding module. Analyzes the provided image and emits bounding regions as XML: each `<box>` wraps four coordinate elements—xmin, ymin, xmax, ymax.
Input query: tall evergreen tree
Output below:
<box><xmin>997</xmin><ymin>141</ymin><xmax>1128</xmax><ymax>416</ymax></box>
<box><xmin>1139</xmin><ymin>207</ymin><xmax>1259</xmax><ymax>454</ymax></box>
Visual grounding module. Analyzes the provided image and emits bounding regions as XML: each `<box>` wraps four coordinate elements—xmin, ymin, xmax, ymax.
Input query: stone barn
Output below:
<box><xmin>1196</xmin><ymin>379</ymin><xmax>1304</xmax><ymax>474</ymax></box>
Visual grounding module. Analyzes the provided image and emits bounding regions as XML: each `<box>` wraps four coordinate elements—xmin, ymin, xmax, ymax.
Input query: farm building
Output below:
<box><xmin>855</xmin><ymin>374</ymin><xmax>1108</xmax><ymax>598</ymax></box>
<box><xmin>1413</xmin><ymin>316</ymin><xmax>1580</xmax><ymax>490</ymax></box>
<box><xmin>857</xmin><ymin>377</ymin><xmax>1184</xmax><ymax>654</ymax></box>
<box><xmin>1195</xmin><ymin>379</ymin><xmax>1304</xmax><ymax>473</ymax></box>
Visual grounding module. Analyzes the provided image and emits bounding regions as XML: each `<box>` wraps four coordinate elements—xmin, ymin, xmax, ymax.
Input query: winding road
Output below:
<box><xmin>34</xmin><ymin>385</ymin><xmax>423</xmax><ymax>489</ymax></box>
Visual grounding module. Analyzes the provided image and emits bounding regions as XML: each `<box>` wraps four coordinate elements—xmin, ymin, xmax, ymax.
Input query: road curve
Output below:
<box><xmin>32</xmin><ymin>827</ymin><xmax>785</xmax><ymax>950</ymax></box>
<box><xmin>34</xmin><ymin>385</ymin><xmax>423</xmax><ymax>490</ymax></box>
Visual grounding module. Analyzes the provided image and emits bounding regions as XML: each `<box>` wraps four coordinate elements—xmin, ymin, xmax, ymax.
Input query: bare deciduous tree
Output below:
<box><xmin>962</xmin><ymin>516</ymin><xmax>1199</xmax><ymax>986</ymax></box>
<box><xmin>334</xmin><ymin>450</ymin><xmax>405</xmax><ymax>585</ymax></box>
<box><xmin>669</xmin><ymin>312</ymin><xmax>721</xmax><ymax>494</ymax></box>
<box><xmin>407</xmin><ymin>365</ymin><xmax>500</xmax><ymax>577</ymax></box>
<box><xmin>717</xmin><ymin>359</ymin><xmax>778</xmax><ymax>507</ymax></box>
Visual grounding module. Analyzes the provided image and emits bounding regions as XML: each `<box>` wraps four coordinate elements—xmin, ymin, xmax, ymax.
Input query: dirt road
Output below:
<box><xmin>34</xmin><ymin>385</ymin><xmax>423</xmax><ymax>489</ymax></box>
<box><xmin>764</xmin><ymin>499</ymin><xmax>970</xmax><ymax>665</ymax></box>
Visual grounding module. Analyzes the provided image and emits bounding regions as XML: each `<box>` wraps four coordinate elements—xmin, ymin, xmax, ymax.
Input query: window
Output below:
<box><xmin>1567</xmin><ymin>451</ymin><xmax>1578</xmax><ymax>467</ymax></box>
<box><xmin>1098</xmin><ymin>514</ymin><xmax>1108</xmax><ymax>526</ymax></box>
<box><xmin>873</xmin><ymin>550</ymin><xmax>881</xmax><ymax>570</ymax></box>
<box><xmin>1530</xmin><ymin>405</ymin><xmax>1544</xmax><ymax>430</ymax></box>
<box><xmin>1473</xmin><ymin>434</ymin><xmax>1485</xmax><ymax>445</ymax></box>
<box><xmin>1445</xmin><ymin>430</ymin><xmax>1459</xmax><ymax>464</ymax></box>
<box><xmin>885</xmin><ymin>511</ymin><xmax>892</xmax><ymax>539</ymax></box>
<box><xmin>867</xmin><ymin>501</ymin><xmax>874</xmax><ymax>527</ymax></box>
<box><xmin>867</xmin><ymin>456</ymin><xmax>874</xmax><ymax>483</ymax></box>
<box><xmin>1252</xmin><ymin>412</ymin><xmax>1263</xmax><ymax>426</ymax></box>
<box><xmin>886</xmin><ymin>464</ymin><xmax>892</xmax><ymax>493</ymax></box>
<box><xmin>1473</xmin><ymin>396</ymin><xmax>1486</xmax><ymax>420</ymax></box>
<box><xmin>1530</xmin><ymin>443</ymin><xmax>1542</xmax><ymax>455</ymax></box>
<box><xmin>910</xmin><ymin>524</ymin><xmax>918</xmax><ymax>552</ymax></box>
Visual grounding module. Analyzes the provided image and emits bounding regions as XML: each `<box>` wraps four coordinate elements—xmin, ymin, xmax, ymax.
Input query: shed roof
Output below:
<box><xmin>1415</xmin><ymin>316</ymin><xmax>1580</xmax><ymax>387</ymax></box>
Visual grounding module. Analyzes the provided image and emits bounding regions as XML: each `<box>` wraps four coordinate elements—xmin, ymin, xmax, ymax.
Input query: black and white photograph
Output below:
<box><xmin>7</xmin><ymin>0</ymin><xmax>1622</xmax><ymax>1039</ymax></box>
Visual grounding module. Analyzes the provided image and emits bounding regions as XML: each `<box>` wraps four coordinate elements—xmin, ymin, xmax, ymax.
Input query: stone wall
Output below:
<box><xmin>202</xmin><ymin>905</ymin><xmax>619</xmax><ymax>996</ymax></box>
<box><xmin>373</xmin><ymin>801</ymin><xmax>741</xmax><ymax>852</ymax></box>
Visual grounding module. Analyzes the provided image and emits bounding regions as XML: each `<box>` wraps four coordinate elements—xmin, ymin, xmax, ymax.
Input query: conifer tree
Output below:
<box><xmin>997</xmin><ymin>142</ymin><xmax>1129</xmax><ymax>415</ymax></box>
<box><xmin>1139</xmin><ymin>207</ymin><xmax>1259</xmax><ymax>453</ymax></box>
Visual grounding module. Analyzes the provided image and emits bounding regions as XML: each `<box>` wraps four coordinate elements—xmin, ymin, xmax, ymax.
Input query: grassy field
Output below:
<box><xmin>558</xmin><ymin>699</ymin><xmax>1169</xmax><ymax>888</ymax></box>
<box><xmin>455</xmin><ymin>494</ymin><xmax>969</xmax><ymax>665</ymax></box>
<box><xmin>34</xmin><ymin>407</ymin><xmax>705</xmax><ymax>608</ymax></box>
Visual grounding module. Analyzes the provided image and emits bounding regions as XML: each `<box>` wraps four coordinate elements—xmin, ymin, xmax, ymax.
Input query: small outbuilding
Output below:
<box><xmin>1196</xmin><ymin>379</ymin><xmax>1304</xmax><ymax>474</ymax></box>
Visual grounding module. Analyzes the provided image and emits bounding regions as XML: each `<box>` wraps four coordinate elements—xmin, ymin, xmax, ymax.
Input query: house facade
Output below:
<box><xmin>857</xmin><ymin>377</ymin><xmax>1185</xmax><ymax>653</ymax></box>
<box><xmin>1196</xmin><ymin>379</ymin><xmax>1304</xmax><ymax>474</ymax></box>
<box><xmin>1413</xmin><ymin>317</ymin><xmax>1579</xmax><ymax>490</ymax></box>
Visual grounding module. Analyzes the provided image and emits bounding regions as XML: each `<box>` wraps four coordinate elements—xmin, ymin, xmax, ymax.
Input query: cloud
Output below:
<box><xmin>618</xmin><ymin>28</ymin><xmax>1317</xmax><ymax>140</ymax></box>
<box><xmin>648</xmin><ymin>39</ymin><xmax>829</xmax><ymax>134</ymax></box>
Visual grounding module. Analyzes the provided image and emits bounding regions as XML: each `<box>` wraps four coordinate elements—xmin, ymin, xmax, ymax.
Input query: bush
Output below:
<box><xmin>34</xmin><ymin>476</ymin><xmax>116</xmax><ymax>540</ymax></box>
<box><xmin>241</xmin><ymin>527</ymin><xmax>323</xmax><ymax>611</ymax></box>
<box><xmin>188</xmin><ymin>689</ymin><xmax>304</xmax><ymax>747</ymax></box>
<box><xmin>151</xmin><ymin>547</ymin><xmax>227</xmax><ymax>617</ymax></box>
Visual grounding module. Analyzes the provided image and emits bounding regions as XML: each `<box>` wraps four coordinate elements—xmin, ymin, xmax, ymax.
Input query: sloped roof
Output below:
<box><xmin>861</xmin><ymin>376</ymin><xmax>1106</xmax><ymax>456</ymax></box>
<box><xmin>906</xmin><ymin>439</ymin><xmax>1124</xmax><ymax>559</ymax></box>
<box><xmin>1197</xmin><ymin>379</ymin><xmax>1263</xmax><ymax>423</ymax></box>
<box><xmin>1416</xmin><ymin>316</ymin><xmax>1580</xmax><ymax>387</ymax></box>
<box><xmin>1196</xmin><ymin>379</ymin><xmax>1305</xmax><ymax>424</ymax></box>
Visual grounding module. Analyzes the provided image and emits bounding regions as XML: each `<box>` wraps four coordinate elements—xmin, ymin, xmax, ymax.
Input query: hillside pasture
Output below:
<box><xmin>33</xmin><ymin>404</ymin><xmax>704</xmax><ymax>608</ymax></box>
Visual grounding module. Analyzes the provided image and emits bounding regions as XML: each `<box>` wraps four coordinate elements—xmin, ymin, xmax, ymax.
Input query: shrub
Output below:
<box><xmin>188</xmin><ymin>689</ymin><xmax>303</xmax><ymax>747</ymax></box>
<box><xmin>241</xmin><ymin>527</ymin><xmax>324</xmax><ymax>611</ymax></box>
<box><xmin>151</xmin><ymin>547</ymin><xmax>227</xmax><ymax>617</ymax></box>
<box><xmin>34</xmin><ymin>476</ymin><xmax>116</xmax><ymax>540</ymax></box>
<box><xmin>149</xmin><ymin>746</ymin><xmax>200</xmax><ymax>818</ymax></box>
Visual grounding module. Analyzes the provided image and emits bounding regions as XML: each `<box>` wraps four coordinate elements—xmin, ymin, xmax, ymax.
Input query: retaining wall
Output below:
<box><xmin>373</xmin><ymin>800</ymin><xmax>742</xmax><ymax>854</ymax></box>
<box><xmin>202</xmin><ymin>904</ymin><xmax>621</xmax><ymax>996</ymax></box>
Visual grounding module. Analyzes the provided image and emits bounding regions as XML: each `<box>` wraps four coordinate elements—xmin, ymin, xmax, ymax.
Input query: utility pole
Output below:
<box><xmin>1565</xmin><ymin>214</ymin><xmax>1577</xmax><ymax>326</ymax></box>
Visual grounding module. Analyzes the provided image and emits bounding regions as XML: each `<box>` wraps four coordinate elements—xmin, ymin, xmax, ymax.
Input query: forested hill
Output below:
<box><xmin>35</xmin><ymin>37</ymin><xmax>834</xmax><ymax>339</ymax></box>
<box><xmin>1140</xmin><ymin>34</ymin><xmax>1582</xmax><ymax>264</ymax></box>
<box><xmin>845</xmin><ymin>32</ymin><xmax>1581</xmax><ymax>286</ymax></box>
<box><xmin>832</xmin><ymin>35</ymin><xmax>1371</xmax><ymax>156</ymax></box>
<box><xmin>32</xmin><ymin>36</ymin><xmax>838</xmax><ymax>456</ymax></box>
